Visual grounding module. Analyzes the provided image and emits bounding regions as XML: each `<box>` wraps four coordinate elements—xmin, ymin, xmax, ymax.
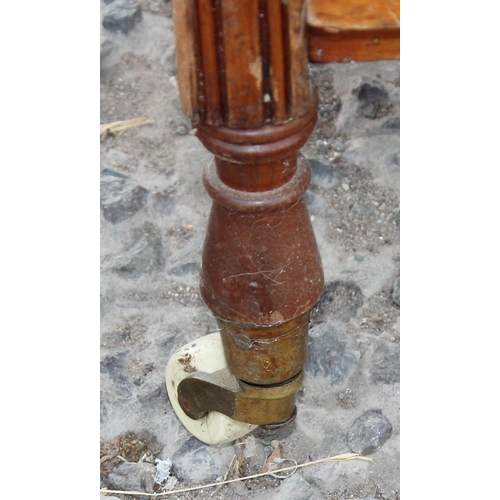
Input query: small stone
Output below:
<box><xmin>352</xmin><ymin>80</ymin><xmax>389</xmax><ymax>104</ymax></box>
<box><xmin>370</xmin><ymin>341</ymin><xmax>400</xmax><ymax>385</ymax></box>
<box><xmin>311</xmin><ymin>280</ymin><xmax>364</xmax><ymax>324</ymax></box>
<box><xmin>100</xmin><ymin>169</ymin><xmax>149</xmax><ymax>224</ymax></box>
<box><xmin>347</xmin><ymin>410</ymin><xmax>393</xmax><ymax>455</ymax></box>
<box><xmin>175</xmin><ymin>125</ymin><xmax>188</xmax><ymax>135</ymax></box>
<box><xmin>105</xmin><ymin>149</ymin><xmax>128</xmax><ymax>167</ymax></box>
<box><xmin>383</xmin><ymin>117</ymin><xmax>400</xmax><ymax>130</ymax></box>
<box><xmin>137</xmin><ymin>378</ymin><xmax>166</xmax><ymax>404</ymax></box>
<box><xmin>107</xmin><ymin>462</ymin><xmax>157</xmax><ymax>493</ymax></box>
<box><xmin>167</xmin><ymin>234</ymin><xmax>202</xmax><ymax>277</ymax></box>
<box><xmin>100</xmin><ymin>352</ymin><xmax>133</xmax><ymax>395</ymax></box>
<box><xmin>112</xmin><ymin>227</ymin><xmax>165</xmax><ymax>278</ymax></box>
<box><xmin>172</xmin><ymin>437</ymin><xmax>234</xmax><ymax>482</ymax></box>
<box><xmin>360</xmin><ymin>102</ymin><xmax>378</xmax><ymax>119</ymax></box>
<box><xmin>261</xmin><ymin>435</ymin><xmax>274</xmax><ymax>446</ymax></box>
<box><xmin>308</xmin><ymin>158</ymin><xmax>339</xmax><ymax>188</ymax></box>
<box><xmin>100</xmin><ymin>37</ymin><xmax>114</xmax><ymax>60</ymax></box>
<box><xmin>243</xmin><ymin>435</ymin><xmax>257</xmax><ymax>458</ymax></box>
<box><xmin>391</xmin><ymin>151</ymin><xmax>400</xmax><ymax>166</ymax></box>
<box><xmin>337</xmin><ymin>388</ymin><xmax>357</xmax><ymax>409</ymax></box>
<box><xmin>267</xmin><ymin>473</ymin><xmax>323</xmax><ymax>500</ymax></box>
<box><xmin>392</xmin><ymin>276</ymin><xmax>400</xmax><ymax>306</ymax></box>
<box><xmin>342</xmin><ymin>183</ymin><xmax>350</xmax><ymax>191</ymax></box>
<box><xmin>354</xmin><ymin>252</ymin><xmax>364</xmax><ymax>262</ymax></box>
<box><xmin>103</xmin><ymin>0</ymin><xmax>142</xmax><ymax>34</ymax></box>
<box><xmin>305</xmin><ymin>320</ymin><xmax>359</xmax><ymax>385</ymax></box>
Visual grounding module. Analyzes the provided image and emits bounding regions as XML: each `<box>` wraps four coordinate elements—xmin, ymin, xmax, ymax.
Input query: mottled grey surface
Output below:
<box><xmin>306</xmin><ymin>321</ymin><xmax>359</xmax><ymax>384</ymax></box>
<box><xmin>100</xmin><ymin>2</ymin><xmax>400</xmax><ymax>498</ymax></box>
<box><xmin>171</xmin><ymin>437</ymin><xmax>235</xmax><ymax>483</ymax></box>
<box><xmin>347</xmin><ymin>410</ymin><xmax>393</xmax><ymax>455</ymax></box>
<box><xmin>107</xmin><ymin>462</ymin><xmax>157</xmax><ymax>493</ymax></box>
<box><xmin>103</xmin><ymin>0</ymin><xmax>142</xmax><ymax>34</ymax></box>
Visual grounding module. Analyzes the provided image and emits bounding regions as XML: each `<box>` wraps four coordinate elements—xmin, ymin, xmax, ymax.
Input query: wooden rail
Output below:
<box><xmin>307</xmin><ymin>0</ymin><xmax>400</xmax><ymax>63</ymax></box>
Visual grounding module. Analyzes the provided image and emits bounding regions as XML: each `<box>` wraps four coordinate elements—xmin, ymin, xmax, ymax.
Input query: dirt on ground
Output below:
<box><xmin>100</xmin><ymin>2</ymin><xmax>400</xmax><ymax>499</ymax></box>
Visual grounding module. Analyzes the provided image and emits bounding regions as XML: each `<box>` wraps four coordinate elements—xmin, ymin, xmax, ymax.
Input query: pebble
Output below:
<box><xmin>167</xmin><ymin>235</ymin><xmax>202</xmax><ymax>277</ymax></box>
<box><xmin>103</xmin><ymin>0</ymin><xmax>142</xmax><ymax>34</ymax></box>
<box><xmin>392</xmin><ymin>276</ymin><xmax>400</xmax><ymax>306</ymax></box>
<box><xmin>106</xmin><ymin>149</ymin><xmax>129</xmax><ymax>166</ymax></box>
<box><xmin>383</xmin><ymin>117</ymin><xmax>400</xmax><ymax>130</ymax></box>
<box><xmin>137</xmin><ymin>378</ymin><xmax>166</xmax><ymax>404</ymax></box>
<box><xmin>243</xmin><ymin>434</ymin><xmax>257</xmax><ymax>458</ymax></box>
<box><xmin>100</xmin><ymin>352</ymin><xmax>133</xmax><ymax>395</ymax></box>
<box><xmin>267</xmin><ymin>473</ymin><xmax>324</xmax><ymax>500</ymax></box>
<box><xmin>100</xmin><ymin>169</ymin><xmax>149</xmax><ymax>224</ymax></box>
<box><xmin>347</xmin><ymin>410</ymin><xmax>393</xmax><ymax>455</ymax></box>
<box><xmin>342</xmin><ymin>183</ymin><xmax>350</xmax><ymax>191</ymax></box>
<box><xmin>311</xmin><ymin>280</ymin><xmax>364</xmax><ymax>324</ymax></box>
<box><xmin>360</xmin><ymin>102</ymin><xmax>378</xmax><ymax>119</ymax></box>
<box><xmin>261</xmin><ymin>435</ymin><xmax>275</xmax><ymax>446</ymax></box>
<box><xmin>107</xmin><ymin>462</ymin><xmax>157</xmax><ymax>493</ymax></box>
<box><xmin>112</xmin><ymin>230</ymin><xmax>165</xmax><ymax>277</ymax></box>
<box><xmin>353</xmin><ymin>80</ymin><xmax>389</xmax><ymax>104</ymax></box>
<box><xmin>175</xmin><ymin>125</ymin><xmax>188</xmax><ymax>135</ymax></box>
<box><xmin>100</xmin><ymin>37</ymin><xmax>114</xmax><ymax>60</ymax></box>
<box><xmin>305</xmin><ymin>320</ymin><xmax>358</xmax><ymax>385</ymax></box>
<box><xmin>171</xmin><ymin>437</ymin><xmax>234</xmax><ymax>482</ymax></box>
<box><xmin>308</xmin><ymin>158</ymin><xmax>339</xmax><ymax>188</ymax></box>
<box><xmin>370</xmin><ymin>341</ymin><xmax>400</xmax><ymax>385</ymax></box>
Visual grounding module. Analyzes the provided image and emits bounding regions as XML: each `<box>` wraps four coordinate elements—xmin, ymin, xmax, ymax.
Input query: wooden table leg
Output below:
<box><xmin>171</xmin><ymin>0</ymin><xmax>324</xmax><ymax>429</ymax></box>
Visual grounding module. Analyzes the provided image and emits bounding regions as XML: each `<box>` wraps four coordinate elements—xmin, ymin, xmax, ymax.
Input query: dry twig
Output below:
<box><xmin>100</xmin><ymin>117</ymin><xmax>155</xmax><ymax>137</ymax></box>
<box><xmin>99</xmin><ymin>452</ymin><xmax>373</xmax><ymax>497</ymax></box>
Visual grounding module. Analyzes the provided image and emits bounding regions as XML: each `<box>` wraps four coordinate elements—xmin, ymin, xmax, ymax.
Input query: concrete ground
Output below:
<box><xmin>100</xmin><ymin>1</ymin><xmax>400</xmax><ymax>498</ymax></box>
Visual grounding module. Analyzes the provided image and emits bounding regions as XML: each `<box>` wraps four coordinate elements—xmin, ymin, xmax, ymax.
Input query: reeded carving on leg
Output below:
<box><xmin>171</xmin><ymin>0</ymin><xmax>324</xmax><ymax>423</ymax></box>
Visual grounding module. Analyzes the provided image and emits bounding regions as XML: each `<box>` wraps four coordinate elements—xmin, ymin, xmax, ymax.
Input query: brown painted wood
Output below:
<box><xmin>287</xmin><ymin>0</ymin><xmax>312</xmax><ymax>117</ymax></box>
<box><xmin>171</xmin><ymin>0</ymin><xmax>324</xmax><ymax>406</ymax></box>
<box><xmin>265</xmin><ymin>0</ymin><xmax>287</xmax><ymax>124</ymax></box>
<box><xmin>307</xmin><ymin>0</ymin><xmax>400</xmax><ymax>62</ymax></box>
<box><xmin>170</xmin><ymin>0</ymin><xmax>402</xmax><ymax>425</ymax></box>
<box><xmin>196</xmin><ymin>0</ymin><xmax>223</xmax><ymax>126</ymax></box>
<box><xmin>172</xmin><ymin>0</ymin><xmax>199</xmax><ymax>120</ymax></box>
<box><xmin>173</xmin><ymin>0</ymin><xmax>318</xmax><ymax>127</ymax></box>
<box><xmin>220</xmin><ymin>0</ymin><xmax>264</xmax><ymax>128</ymax></box>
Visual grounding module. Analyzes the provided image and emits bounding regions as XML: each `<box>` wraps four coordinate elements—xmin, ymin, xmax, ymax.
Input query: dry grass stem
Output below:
<box><xmin>100</xmin><ymin>455</ymin><xmax>113</xmax><ymax>464</ymax></box>
<box><xmin>100</xmin><ymin>117</ymin><xmax>155</xmax><ymax>137</ymax></box>
<box><xmin>99</xmin><ymin>452</ymin><xmax>373</xmax><ymax>497</ymax></box>
<box><xmin>210</xmin><ymin>454</ymin><xmax>236</xmax><ymax>497</ymax></box>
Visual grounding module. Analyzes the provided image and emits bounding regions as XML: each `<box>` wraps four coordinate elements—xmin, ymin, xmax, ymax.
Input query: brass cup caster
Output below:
<box><xmin>165</xmin><ymin>333</ymin><xmax>302</xmax><ymax>445</ymax></box>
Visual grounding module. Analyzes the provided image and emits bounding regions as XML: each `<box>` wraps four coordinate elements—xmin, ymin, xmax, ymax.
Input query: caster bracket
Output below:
<box><xmin>177</xmin><ymin>368</ymin><xmax>303</xmax><ymax>426</ymax></box>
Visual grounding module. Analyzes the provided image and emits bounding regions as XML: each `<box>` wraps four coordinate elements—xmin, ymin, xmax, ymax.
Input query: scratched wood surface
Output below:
<box><xmin>307</xmin><ymin>0</ymin><xmax>400</xmax><ymax>62</ymax></box>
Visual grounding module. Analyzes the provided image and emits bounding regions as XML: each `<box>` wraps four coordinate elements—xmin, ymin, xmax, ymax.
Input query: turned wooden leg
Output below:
<box><xmin>168</xmin><ymin>0</ymin><xmax>324</xmax><ymax>434</ymax></box>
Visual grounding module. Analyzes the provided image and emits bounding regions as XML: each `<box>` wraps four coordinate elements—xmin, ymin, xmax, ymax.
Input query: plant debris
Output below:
<box><xmin>100</xmin><ymin>117</ymin><xmax>155</xmax><ymax>137</ymax></box>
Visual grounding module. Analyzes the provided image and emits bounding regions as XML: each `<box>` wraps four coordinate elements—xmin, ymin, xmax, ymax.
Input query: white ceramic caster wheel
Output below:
<box><xmin>166</xmin><ymin>332</ymin><xmax>257</xmax><ymax>445</ymax></box>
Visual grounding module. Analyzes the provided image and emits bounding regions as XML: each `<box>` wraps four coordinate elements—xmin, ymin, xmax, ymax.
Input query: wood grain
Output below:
<box><xmin>265</xmin><ymin>0</ymin><xmax>287</xmax><ymax>124</ymax></box>
<box><xmin>287</xmin><ymin>0</ymin><xmax>311</xmax><ymax>118</ymax></box>
<box><xmin>172</xmin><ymin>0</ymin><xmax>199</xmax><ymax>119</ymax></box>
<box><xmin>307</xmin><ymin>0</ymin><xmax>400</xmax><ymax>62</ymax></box>
<box><xmin>220</xmin><ymin>0</ymin><xmax>264</xmax><ymax>128</ymax></box>
<box><xmin>197</xmin><ymin>0</ymin><xmax>223</xmax><ymax>126</ymax></box>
